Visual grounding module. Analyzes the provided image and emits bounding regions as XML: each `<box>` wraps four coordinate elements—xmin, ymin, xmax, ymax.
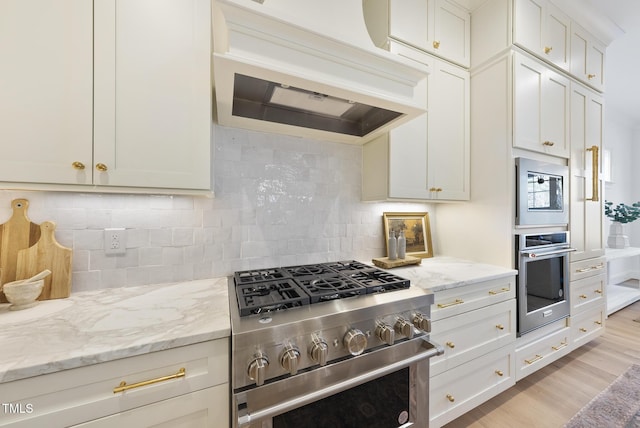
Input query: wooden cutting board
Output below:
<box><xmin>0</xmin><ymin>199</ymin><xmax>41</xmax><ymax>302</ymax></box>
<box><xmin>372</xmin><ymin>255</ymin><xmax>422</xmax><ymax>269</ymax></box>
<box><xmin>16</xmin><ymin>221</ymin><xmax>72</xmax><ymax>300</ymax></box>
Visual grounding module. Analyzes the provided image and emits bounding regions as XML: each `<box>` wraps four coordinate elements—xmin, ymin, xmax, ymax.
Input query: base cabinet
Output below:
<box><xmin>0</xmin><ymin>340</ymin><xmax>229</xmax><ymax>428</ymax></box>
<box><xmin>514</xmin><ymin>322</ymin><xmax>571</xmax><ymax>381</ymax></box>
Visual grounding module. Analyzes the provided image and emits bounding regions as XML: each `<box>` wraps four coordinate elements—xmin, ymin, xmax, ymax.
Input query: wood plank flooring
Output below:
<box><xmin>444</xmin><ymin>302</ymin><xmax>640</xmax><ymax>428</ymax></box>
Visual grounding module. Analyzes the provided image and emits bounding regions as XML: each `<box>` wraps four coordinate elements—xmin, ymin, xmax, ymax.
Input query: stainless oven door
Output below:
<box><xmin>234</xmin><ymin>337</ymin><xmax>442</xmax><ymax>428</ymax></box>
<box><xmin>517</xmin><ymin>246</ymin><xmax>575</xmax><ymax>335</ymax></box>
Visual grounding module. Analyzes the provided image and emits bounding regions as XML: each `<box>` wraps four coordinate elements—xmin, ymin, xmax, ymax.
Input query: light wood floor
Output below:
<box><xmin>444</xmin><ymin>301</ymin><xmax>640</xmax><ymax>428</ymax></box>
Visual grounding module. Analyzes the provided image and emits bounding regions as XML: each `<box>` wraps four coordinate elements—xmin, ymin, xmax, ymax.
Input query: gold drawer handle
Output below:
<box><xmin>446</xmin><ymin>341</ymin><xmax>455</xmax><ymax>349</ymax></box>
<box><xmin>594</xmin><ymin>320</ymin><xmax>602</xmax><ymax>325</ymax></box>
<box><xmin>489</xmin><ymin>287</ymin><xmax>510</xmax><ymax>295</ymax></box>
<box><xmin>576</xmin><ymin>267</ymin><xmax>590</xmax><ymax>273</ymax></box>
<box><xmin>542</xmin><ymin>141</ymin><xmax>555</xmax><ymax>147</ymax></box>
<box><xmin>525</xmin><ymin>355</ymin><xmax>543</xmax><ymax>365</ymax></box>
<box><xmin>429</xmin><ymin>187</ymin><xmax>443</xmax><ymax>192</ymax></box>
<box><xmin>72</xmin><ymin>161</ymin><xmax>86</xmax><ymax>170</ymax></box>
<box><xmin>580</xmin><ymin>294</ymin><xmax>588</xmax><ymax>299</ymax></box>
<box><xmin>438</xmin><ymin>299</ymin><xmax>464</xmax><ymax>308</ymax></box>
<box><xmin>552</xmin><ymin>341</ymin><xmax>567</xmax><ymax>351</ymax></box>
<box><xmin>580</xmin><ymin>327</ymin><xmax>588</xmax><ymax>333</ymax></box>
<box><xmin>595</xmin><ymin>289</ymin><xmax>603</xmax><ymax>294</ymax></box>
<box><xmin>113</xmin><ymin>368</ymin><xmax>186</xmax><ymax>393</ymax></box>
<box><xmin>496</xmin><ymin>324</ymin><xmax>504</xmax><ymax>330</ymax></box>
<box><xmin>446</xmin><ymin>394</ymin><xmax>455</xmax><ymax>402</ymax></box>
<box><xmin>495</xmin><ymin>369</ymin><xmax>504</xmax><ymax>377</ymax></box>
<box><xmin>544</xmin><ymin>46</ymin><xmax>552</xmax><ymax>54</ymax></box>
<box><xmin>588</xmin><ymin>73</ymin><xmax>596</xmax><ymax>80</ymax></box>
<box><xmin>433</xmin><ymin>40</ymin><xmax>441</xmax><ymax>49</ymax></box>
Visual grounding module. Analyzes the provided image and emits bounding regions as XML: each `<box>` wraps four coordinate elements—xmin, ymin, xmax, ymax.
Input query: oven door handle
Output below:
<box><xmin>521</xmin><ymin>247</ymin><xmax>576</xmax><ymax>258</ymax></box>
<box><xmin>237</xmin><ymin>338</ymin><xmax>444</xmax><ymax>427</ymax></box>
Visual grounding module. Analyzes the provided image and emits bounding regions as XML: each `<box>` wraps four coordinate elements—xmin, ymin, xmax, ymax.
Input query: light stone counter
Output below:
<box><xmin>385</xmin><ymin>256</ymin><xmax>517</xmax><ymax>293</ymax></box>
<box><xmin>0</xmin><ymin>277</ymin><xmax>230</xmax><ymax>383</ymax></box>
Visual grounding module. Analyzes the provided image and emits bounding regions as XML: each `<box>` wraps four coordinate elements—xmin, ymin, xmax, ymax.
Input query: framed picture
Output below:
<box><xmin>383</xmin><ymin>212</ymin><xmax>433</xmax><ymax>258</ymax></box>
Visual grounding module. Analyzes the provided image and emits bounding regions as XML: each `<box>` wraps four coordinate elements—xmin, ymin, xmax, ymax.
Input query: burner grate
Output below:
<box><xmin>236</xmin><ymin>279</ymin><xmax>310</xmax><ymax>316</ymax></box>
<box><xmin>283</xmin><ymin>264</ymin><xmax>335</xmax><ymax>278</ymax></box>
<box><xmin>296</xmin><ymin>274</ymin><xmax>367</xmax><ymax>303</ymax></box>
<box><xmin>323</xmin><ymin>260</ymin><xmax>372</xmax><ymax>274</ymax></box>
<box><xmin>347</xmin><ymin>270</ymin><xmax>411</xmax><ymax>293</ymax></box>
<box><xmin>234</xmin><ymin>268</ymin><xmax>289</xmax><ymax>285</ymax></box>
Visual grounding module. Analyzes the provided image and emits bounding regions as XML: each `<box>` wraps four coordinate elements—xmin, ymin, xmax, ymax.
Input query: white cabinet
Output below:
<box><xmin>568</xmin><ymin>256</ymin><xmax>606</xmax><ymax>349</ymax></box>
<box><xmin>0</xmin><ymin>0</ymin><xmax>211</xmax><ymax>192</ymax></box>
<box><xmin>571</xmin><ymin>23</ymin><xmax>606</xmax><ymax>92</ymax></box>
<box><xmin>389</xmin><ymin>0</ymin><xmax>470</xmax><ymax>67</ymax></box>
<box><xmin>428</xmin><ymin>275</ymin><xmax>516</xmax><ymax>427</ymax></box>
<box><xmin>0</xmin><ymin>340</ymin><xmax>229</xmax><ymax>428</ymax></box>
<box><xmin>513</xmin><ymin>0</ymin><xmax>570</xmax><ymax>71</ymax></box>
<box><xmin>514</xmin><ymin>321</ymin><xmax>571</xmax><ymax>380</ymax></box>
<box><xmin>362</xmin><ymin>48</ymin><xmax>469</xmax><ymax>201</ymax></box>
<box><xmin>570</xmin><ymin>83</ymin><xmax>605</xmax><ymax>262</ymax></box>
<box><xmin>513</xmin><ymin>51</ymin><xmax>570</xmax><ymax>158</ymax></box>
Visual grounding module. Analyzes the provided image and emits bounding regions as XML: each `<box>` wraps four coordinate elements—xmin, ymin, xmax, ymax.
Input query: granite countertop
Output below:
<box><xmin>385</xmin><ymin>256</ymin><xmax>517</xmax><ymax>293</ymax></box>
<box><xmin>0</xmin><ymin>277</ymin><xmax>230</xmax><ymax>384</ymax></box>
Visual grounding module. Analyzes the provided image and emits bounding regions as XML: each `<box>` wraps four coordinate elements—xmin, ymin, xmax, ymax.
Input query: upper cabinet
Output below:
<box><xmin>388</xmin><ymin>0</ymin><xmax>471</xmax><ymax>67</ymax></box>
<box><xmin>0</xmin><ymin>0</ymin><xmax>211</xmax><ymax>192</ymax></box>
<box><xmin>513</xmin><ymin>0</ymin><xmax>570</xmax><ymax>71</ymax></box>
<box><xmin>362</xmin><ymin>46</ymin><xmax>470</xmax><ymax>202</ymax></box>
<box><xmin>570</xmin><ymin>23</ymin><xmax>606</xmax><ymax>92</ymax></box>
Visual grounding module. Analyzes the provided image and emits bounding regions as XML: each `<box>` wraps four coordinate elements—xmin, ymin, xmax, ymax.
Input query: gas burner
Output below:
<box><xmin>348</xmin><ymin>270</ymin><xmax>411</xmax><ymax>293</ymax></box>
<box><xmin>297</xmin><ymin>275</ymin><xmax>367</xmax><ymax>303</ymax></box>
<box><xmin>236</xmin><ymin>279</ymin><xmax>310</xmax><ymax>316</ymax></box>
<box><xmin>323</xmin><ymin>260</ymin><xmax>372</xmax><ymax>274</ymax></box>
<box><xmin>234</xmin><ymin>268</ymin><xmax>288</xmax><ymax>285</ymax></box>
<box><xmin>283</xmin><ymin>264</ymin><xmax>335</xmax><ymax>278</ymax></box>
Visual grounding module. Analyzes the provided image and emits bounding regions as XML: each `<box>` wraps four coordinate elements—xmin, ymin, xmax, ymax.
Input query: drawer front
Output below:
<box><xmin>430</xmin><ymin>299</ymin><xmax>516</xmax><ymax>376</ymax></box>
<box><xmin>430</xmin><ymin>346</ymin><xmax>515</xmax><ymax>428</ymax></box>
<box><xmin>431</xmin><ymin>276</ymin><xmax>516</xmax><ymax>321</ymax></box>
<box><xmin>570</xmin><ymin>257</ymin><xmax>606</xmax><ymax>281</ymax></box>
<box><xmin>515</xmin><ymin>327</ymin><xmax>571</xmax><ymax>381</ymax></box>
<box><xmin>570</xmin><ymin>306</ymin><xmax>605</xmax><ymax>348</ymax></box>
<box><xmin>1</xmin><ymin>339</ymin><xmax>229</xmax><ymax>428</ymax></box>
<box><xmin>570</xmin><ymin>274</ymin><xmax>605</xmax><ymax>315</ymax></box>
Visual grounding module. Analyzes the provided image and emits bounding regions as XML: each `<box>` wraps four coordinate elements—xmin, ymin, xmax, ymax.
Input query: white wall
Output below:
<box><xmin>0</xmin><ymin>125</ymin><xmax>432</xmax><ymax>292</ymax></box>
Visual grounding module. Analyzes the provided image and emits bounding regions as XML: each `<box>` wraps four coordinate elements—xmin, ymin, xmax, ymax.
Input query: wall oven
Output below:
<box><xmin>515</xmin><ymin>157</ymin><xmax>569</xmax><ymax>226</ymax></box>
<box><xmin>516</xmin><ymin>232</ymin><xmax>576</xmax><ymax>336</ymax></box>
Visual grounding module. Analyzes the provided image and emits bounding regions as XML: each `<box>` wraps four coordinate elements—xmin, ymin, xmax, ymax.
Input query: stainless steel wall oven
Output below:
<box><xmin>516</xmin><ymin>232</ymin><xmax>575</xmax><ymax>336</ymax></box>
<box><xmin>228</xmin><ymin>261</ymin><xmax>442</xmax><ymax>428</ymax></box>
<box><xmin>515</xmin><ymin>157</ymin><xmax>569</xmax><ymax>226</ymax></box>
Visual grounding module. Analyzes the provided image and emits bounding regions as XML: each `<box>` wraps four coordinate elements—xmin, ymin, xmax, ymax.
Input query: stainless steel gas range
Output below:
<box><xmin>228</xmin><ymin>260</ymin><xmax>442</xmax><ymax>428</ymax></box>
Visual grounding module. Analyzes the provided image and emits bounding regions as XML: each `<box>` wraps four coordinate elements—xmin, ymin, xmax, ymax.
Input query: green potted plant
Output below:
<box><xmin>604</xmin><ymin>201</ymin><xmax>640</xmax><ymax>248</ymax></box>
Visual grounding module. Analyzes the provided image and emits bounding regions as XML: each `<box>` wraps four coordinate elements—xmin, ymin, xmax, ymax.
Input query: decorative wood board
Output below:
<box><xmin>372</xmin><ymin>255</ymin><xmax>422</xmax><ymax>269</ymax></box>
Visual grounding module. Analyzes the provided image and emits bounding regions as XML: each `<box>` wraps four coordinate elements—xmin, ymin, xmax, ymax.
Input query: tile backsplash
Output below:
<box><xmin>0</xmin><ymin>125</ymin><xmax>432</xmax><ymax>292</ymax></box>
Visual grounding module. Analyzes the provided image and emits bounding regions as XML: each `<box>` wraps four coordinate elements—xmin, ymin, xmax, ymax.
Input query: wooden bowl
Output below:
<box><xmin>2</xmin><ymin>279</ymin><xmax>44</xmax><ymax>311</ymax></box>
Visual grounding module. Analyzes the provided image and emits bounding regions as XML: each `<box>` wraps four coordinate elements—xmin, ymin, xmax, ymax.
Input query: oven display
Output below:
<box><xmin>526</xmin><ymin>171</ymin><xmax>564</xmax><ymax>212</ymax></box>
<box><xmin>273</xmin><ymin>368</ymin><xmax>409</xmax><ymax>428</ymax></box>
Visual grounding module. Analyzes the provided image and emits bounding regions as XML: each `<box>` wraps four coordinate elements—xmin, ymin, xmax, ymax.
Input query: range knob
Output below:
<box><xmin>413</xmin><ymin>312</ymin><xmax>431</xmax><ymax>333</ymax></box>
<box><xmin>395</xmin><ymin>318</ymin><xmax>414</xmax><ymax>339</ymax></box>
<box><xmin>343</xmin><ymin>328</ymin><xmax>368</xmax><ymax>356</ymax></box>
<box><xmin>309</xmin><ymin>337</ymin><xmax>329</xmax><ymax>366</ymax></box>
<box><xmin>280</xmin><ymin>344</ymin><xmax>301</xmax><ymax>376</ymax></box>
<box><xmin>247</xmin><ymin>352</ymin><xmax>269</xmax><ymax>386</ymax></box>
<box><xmin>376</xmin><ymin>323</ymin><xmax>395</xmax><ymax>346</ymax></box>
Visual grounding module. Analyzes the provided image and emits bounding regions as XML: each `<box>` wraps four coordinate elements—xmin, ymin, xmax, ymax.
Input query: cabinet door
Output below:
<box><xmin>570</xmin><ymin>83</ymin><xmax>604</xmax><ymax>262</ymax></box>
<box><xmin>571</xmin><ymin>24</ymin><xmax>605</xmax><ymax>92</ymax></box>
<box><xmin>513</xmin><ymin>0</ymin><xmax>545</xmax><ymax>54</ymax></box>
<box><xmin>513</xmin><ymin>52</ymin><xmax>569</xmax><ymax>157</ymax></box>
<box><xmin>544</xmin><ymin>3</ymin><xmax>570</xmax><ymax>71</ymax></box>
<box><xmin>389</xmin><ymin>0</ymin><xmax>434</xmax><ymax>52</ymax></box>
<box><xmin>93</xmin><ymin>0</ymin><xmax>211</xmax><ymax>190</ymax></box>
<box><xmin>427</xmin><ymin>59</ymin><xmax>470</xmax><ymax>200</ymax></box>
<box><xmin>433</xmin><ymin>0</ymin><xmax>470</xmax><ymax>67</ymax></box>
<box><xmin>388</xmin><ymin>113</ymin><xmax>430</xmax><ymax>199</ymax></box>
<box><xmin>0</xmin><ymin>0</ymin><xmax>93</xmax><ymax>185</ymax></box>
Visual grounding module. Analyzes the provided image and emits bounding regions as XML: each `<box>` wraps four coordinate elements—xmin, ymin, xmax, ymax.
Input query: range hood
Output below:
<box><xmin>212</xmin><ymin>0</ymin><xmax>429</xmax><ymax>144</ymax></box>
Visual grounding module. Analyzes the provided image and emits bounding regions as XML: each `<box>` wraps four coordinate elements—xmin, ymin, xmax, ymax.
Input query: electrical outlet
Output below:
<box><xmin>104</xmin><ymin>228</ymin><xmax>126</xmax><ymax>255</ymax></box>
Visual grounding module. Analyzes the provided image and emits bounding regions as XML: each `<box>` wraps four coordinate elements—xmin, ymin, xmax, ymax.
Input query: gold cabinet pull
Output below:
<box><xmin>594</xmin><ymin>320</ymin><xmax>602</xmax><ymax>325</ymax></box>
<box><xmin>433</xmin><ymin>40</ymin><xmax>441</xmax><ymax>49</ymax></box>
<box><xmin>552</xmin><ymin>341</ymin><xmax>568</xmax><ymax>351</ymax></box>
<box><xmin>96</xmin><ymin>163</ymin><xmax>108</xmax><ymax>172</ymax></box>
<box><xmin>72</xmin><ymin>161</ymin><xmax>86</xmax><ymax>170</ymax></box>
<box><xmin>525</xmin><ymin>354</ymin><xmax>543</xmax><ymax>365</ymax></box>
<box><xmin>446</xmin><ymin>394</ymin><xmax>455</xmax><ymax>402</ymax></box>
<box><xmin>544</xmin><ymin>46</ymin><xmax>553</xmax><ymax>54</ymax></box>
<box><xmin>437</xmin><ymin>299</ymin><xmax>464</xmax><ymax>308</ymax></box>
<box><xmin>580</xmin><ymin>327</ymin><xmax>588</xmax><ymax>333</ymax></box>
<box><xmin>586</xmin><ymin>145</ymin><xmax>599</xmax><ymax>201</ymax></box>
<box><xmin>594</xmin><ymin>289</ymin><xmax>603</xmax><ymax>294</ymax></box>
<box><xmin>495</xmin><ymin>369</ymin><xmax>504</xmax><ymax>377</ymax></box>
<box><xmin>588</xmin><ymin>73</ymin><xmax>596</xmax><ymax>79</ymax></box>
<box><xmin>495</xmin><ymin>324</ymin><xmax>505</xmax><ymax>330</ymax></box>
<box><xmin>429</xmin><ymin>187</ymin><xmax>443</xmax><ymax>192</ymax></box>
<box><xmin>446</xmin><ymin>341</ymin><xmax>455</xmax><ymax>349</ymax></box>
<box><xmin>489</xmin><ymin>287</ymin><xmax>510</xmax><ymax>295</ymax></box>
<box><xmin>542</xmin><ymin>141</ymin><xmax>555</xmax><ymax>147</ymax></box>
<box><xmin>580</xmin><ymin>294</ymin><xmax>588</xmax><ymax>299</ymax></box>
<box><xmin>113</xmin><ymin>368</ymin><xmax>186</xmax><ymax>393</ymax></box>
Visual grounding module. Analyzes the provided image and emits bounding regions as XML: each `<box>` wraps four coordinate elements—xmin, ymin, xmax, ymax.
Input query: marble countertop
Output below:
<box><xmin>0</xmin><ymin>277</ymin><xmax>230</xmax><ymax>384</ymax></box>
<box><xmin>384</xmin><ymin>256</ymin><xmax>517</xmax><ymax>293</ymax></box>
